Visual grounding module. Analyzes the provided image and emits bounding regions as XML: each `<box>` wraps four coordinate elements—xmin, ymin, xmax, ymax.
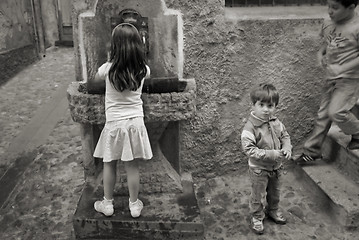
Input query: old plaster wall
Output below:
<box><xmin>73</xmin><ymin>0</ymin><xmax>179</xmax><ymax>82</ymax></box>
<box><xmin>72</xmin><ymin>0</ymin><xmax>324</xmax><ymax>177</ymax></box>
<box><xmin>0</xmin><ymin>0</ymin><xmax>38</xmax><ymax>85</ymax></box>
<box><xmin>0</xmin><ymin>0</ymin><xmax>34</xmax><ymax>52</ymax></box>
<box><xmin>40</xmin><ymin>0</ymin><xmax>59</xmax><ymax>48</ymax></box>
<box><xmin>166</xmin><ymin>0</ymin><xmax>324</xmax><ymax>177</ymax></box>
<box><xmin>0</xmin><ymin>0</ymin><xmax>60</xmax><ymax>52</ymax></box>
<box><xmin>0</xmin><ymin>0</ymin><xmax>61</xmax><ymax>85</ymax></box>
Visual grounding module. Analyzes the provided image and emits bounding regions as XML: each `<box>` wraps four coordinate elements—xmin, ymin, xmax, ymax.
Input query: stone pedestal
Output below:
<box><xmin>67</xmin><ymin>80</ymin><xmax>203</xmax><ymax>239</ymax></box>
<box><xmin>68</xmin><ymin>1</ymin><xmax>202</xmax><ymax>238</ymax></box>
<box><xmin>73</xmin><ymin>175</ymin><xmax>203</xmax><ymax>240</ymax></box>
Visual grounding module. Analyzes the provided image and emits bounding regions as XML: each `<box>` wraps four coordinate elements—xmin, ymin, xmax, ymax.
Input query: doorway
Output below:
<box><xmin>55</xmin><ymin>0</ymin><xmax>73</xmax><ymax>46</ymax></box>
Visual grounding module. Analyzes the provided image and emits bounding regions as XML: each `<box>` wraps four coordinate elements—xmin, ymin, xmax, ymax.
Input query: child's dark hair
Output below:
<box><xmin>250</xmin><ymin>83</ymin><xmax>279</xmax><ymax>106</ymax></box>
<box><xmin>335</xmin><ymin>0</ymin><xmax>358</xmax><ymax>7</ymax></box>
<box><xmin>109</xmin><ymin>23</ymin><xmax>147</xmax><ymax>92</ymax></box>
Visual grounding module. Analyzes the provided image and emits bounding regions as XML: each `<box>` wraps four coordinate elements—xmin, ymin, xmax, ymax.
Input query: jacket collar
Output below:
<box><xmin>249</xmin><ymin>112</ymin><xmax>277</xmax><ymax>127</ymax></box>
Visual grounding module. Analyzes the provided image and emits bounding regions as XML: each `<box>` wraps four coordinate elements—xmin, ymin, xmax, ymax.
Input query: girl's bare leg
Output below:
<box><xmin>103</xmin><ymin>160</ymin><xmax>117</xmax><ymax>200</ymax></box>
<box><xmin>124</xmin><ymin>159</ymin><xmax>140</xmax><ymax>202</ymax></box>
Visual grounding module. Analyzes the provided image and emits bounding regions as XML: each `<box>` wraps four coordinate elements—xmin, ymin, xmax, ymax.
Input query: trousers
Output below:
<box><xmin>249</xmin><ymin>167</ymin><xmax>282</xmax><ymax>220</ymax></box>
<box><xmin>304</xmin><ymin>79</ymin><xmax>359</xmax><ymax>158</ymax></box>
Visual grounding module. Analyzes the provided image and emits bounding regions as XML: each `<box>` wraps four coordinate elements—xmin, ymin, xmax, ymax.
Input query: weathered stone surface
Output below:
<box><xmin>72</xmin><ymin>0</ymin><xmax>180</xmax><ymax>81</ymax></box>
<box><xmin>67</xmin><ymin>79</ymin><xmax>196</xmax><ymax>125</ymax></box>
<box><xmin>74</xmin><ymin>178</ymin><xmax>204</xmax><ymax>240</ymax></box>
<box><xmin>0</xmin><ymin>45</ymin><xmax>38</xmax><ymax>86</ymax></box>
<box><xmin>325</xmin><ymin>124</ymin><xmax>359</xmax><ymax>185</ymax></box>
<box><xmin>299</xmin><ymin>126</ymin><xmax>359</xmax><ymax>230</ymax></box>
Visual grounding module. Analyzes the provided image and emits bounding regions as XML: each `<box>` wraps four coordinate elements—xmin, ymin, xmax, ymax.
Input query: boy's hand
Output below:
<box><xmin>281</xmin><ymin>149</ymin><xmax>291</xmax><ymax>160</ymax></box>
<box><xmin>272</xmin><ymin>150</ymin><xmax>283</xmax><ymax>159</ymax></box>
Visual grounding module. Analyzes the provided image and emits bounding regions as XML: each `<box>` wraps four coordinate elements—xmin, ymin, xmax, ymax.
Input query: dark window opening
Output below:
<box><xmin>225</xmin><ymin>0</ymin><xmax>326</xmax><ymax>7</ymax></box>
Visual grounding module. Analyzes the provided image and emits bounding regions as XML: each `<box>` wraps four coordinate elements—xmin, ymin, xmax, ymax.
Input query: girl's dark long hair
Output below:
<box><xmin>108</xmin><ymin>23</ymin><xmax>147</xmax><ymax>92</ymax></box>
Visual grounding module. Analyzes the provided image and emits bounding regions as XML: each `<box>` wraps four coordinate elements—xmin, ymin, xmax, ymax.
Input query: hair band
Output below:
<box><xmin>112</xmin><ymin>22</ymin><xmax>139</xmax><ymax>36</ymax></box>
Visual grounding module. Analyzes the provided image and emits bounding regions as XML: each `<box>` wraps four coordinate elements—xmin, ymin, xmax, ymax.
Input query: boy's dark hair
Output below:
<box><xmin>335</xmin><ymin>0</ymin><xmax>358</xmax><ymax>7</ymax></box>
<box><xmin>250</xmin><ymin>83</ymin><xmax>279</xmax><ymax>106</ymax></box>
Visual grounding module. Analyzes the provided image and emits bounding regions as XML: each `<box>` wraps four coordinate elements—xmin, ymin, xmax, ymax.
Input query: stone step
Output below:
<box><xmin>323</xmin><ymin>125</ymin><xmax>359</xmax><ymax>185</ymax></box>
<box><xmin>62</xmin><ymin>25</ymin><xmax>73</xmax><ymax>35</ymax></box>
<box><xmin>300</xmin><ymin>159</ymin><xmax>359</xmax><ymax>230</ymax></box>
<box><xmin>73</xmin><ymin>174</ymin><xmax>204</xmax><ymax>240</ymax></box>
<box><xmin>293</xmin><ymin>123</ymin><xmax>359</xmax><ymax>230</ymax></box>
<box><xmin>55</xmin><ymin>40</ymin><xmax>74</xmax><ymax>47</ymax></box>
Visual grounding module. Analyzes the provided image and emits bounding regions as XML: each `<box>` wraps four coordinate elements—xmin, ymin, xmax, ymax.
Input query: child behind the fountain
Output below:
<box><xmin>88</xmin><ymin>23</ymin><xmax>153</xmax><ymax>218</ymax></box>
<box><xmin>241</xmin><ymin>83</ymin><xmax>292</xmax><ymax>234</ymax></box>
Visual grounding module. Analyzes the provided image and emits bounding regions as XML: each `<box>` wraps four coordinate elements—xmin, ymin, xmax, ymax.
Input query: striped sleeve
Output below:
<box><xmin>279</xmin><ymin>121</ymin><xmax>292</xmax><ymax>153</ymax></box>
<box><xmin>241</xmin><ymin>127</ymin><xmax>266</xmax><ymax>160</ymax></box>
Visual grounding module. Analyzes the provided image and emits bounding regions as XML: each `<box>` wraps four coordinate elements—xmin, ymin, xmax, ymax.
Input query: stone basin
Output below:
<box><xmin>66</xmin><ymin>78</ymin><xmax>196</xmax><ymax>125</ymax></box>
<box><xmin>66</xmin><ymin>78</ymin><xmax>196</xmax><ymax>193</ymax></box>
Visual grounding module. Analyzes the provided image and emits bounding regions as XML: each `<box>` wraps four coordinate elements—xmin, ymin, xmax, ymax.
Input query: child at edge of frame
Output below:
<box><xmin>241</xmin><ymin>83</ymin><xmax>292</xmax><ymax>235</ymax></box>
<box><xmin>87</xmin><ymin>22</ymin><xmax>153</xmax><ymax>218</ymax></box>
<box><xmin>295</xmin><ymin>0</ymin><xmax>359</xmax><ymax>164</ymax></box>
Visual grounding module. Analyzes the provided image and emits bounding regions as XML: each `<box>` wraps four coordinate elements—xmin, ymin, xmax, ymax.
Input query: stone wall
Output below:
<box><xmin>0</xmin><ymin>0</ymin><xmax>38</xmax><ymax>85</ymax></box>
<box><xmin>167</xmin><ymin>0</ymin><xmax>325</xmax><ymax>177</ymax></box>
<box><xmin>40</xmin><ymin>0</ymin><xmax>59</xmax><ymax>48</ymax></box>
<box><xmin>0</xmin><ymin>45</ymin><xmax>38</xmax><ymax>86</ymax></box>
<box><xmin>0</xmin><ymin>0</ymin><xmax>34</xmax><ymax>52</ymax></box>
<box><xmin>0</xmin><ymin>0</ymin><xmax>62</xmax><ymax>85</ymax></box>
<box><xmin>72</xmin><ymin>0</ymin><xmax>325</xmax><ymax>177</ymax></box>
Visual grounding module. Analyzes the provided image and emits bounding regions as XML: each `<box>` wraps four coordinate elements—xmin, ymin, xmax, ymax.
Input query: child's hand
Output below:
<box><xmin>281</xmin><ymin>149</ymin><xmax>291</xmax><ymax>160</ymax></box>
<box><xmin>272</xmin><ymin>150</ymin><xmax>283</xmax><ymax>159</ymax></box>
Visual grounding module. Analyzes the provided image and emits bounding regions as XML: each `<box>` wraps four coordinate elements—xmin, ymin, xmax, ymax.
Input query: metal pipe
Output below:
<box><xmin>30</xmin><ymin>0</ymin><xmax>40</xmax><ymax>58</ymax></box>
<box><xmin>31</xmin><ymin>0</ymin><xmax>46</xmax><ymax>57</ymax></box>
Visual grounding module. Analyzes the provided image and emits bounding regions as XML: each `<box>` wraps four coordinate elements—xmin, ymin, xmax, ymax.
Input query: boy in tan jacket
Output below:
<box><xmin>241</xmin><ymin>83</ymin><xmax>292</xmax><ymax>234</ymax></box>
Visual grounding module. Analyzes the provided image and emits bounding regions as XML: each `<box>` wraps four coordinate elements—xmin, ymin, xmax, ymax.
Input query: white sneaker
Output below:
<box><xmin>251</xmin><ymin>217</ymin><xmax>264</xmax><ymax>234</ymax></box>
<box><xmin>129</xmin><ymin>199</ymin><xmax>143</xmax><ymax>218</ymax></box>
<box><xmin>94</xmin><ymin>197</ymin><xmax>114</xmax><ymax>216</ymax></box>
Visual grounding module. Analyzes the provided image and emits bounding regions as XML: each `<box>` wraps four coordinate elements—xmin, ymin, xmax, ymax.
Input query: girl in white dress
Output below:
<box><xmin>88</xmin><ymin>23</ymin><xmax>153</xmax><ymax>218</ymax></box>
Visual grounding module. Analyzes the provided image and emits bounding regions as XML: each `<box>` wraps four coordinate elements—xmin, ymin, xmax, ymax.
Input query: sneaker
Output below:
<box><xmin>94</xmin><ymin>197</ymin><xmax>114</xmax><ymax>216</ymax></box>
<box><xmin>250</xmin><ymin>217</ymin><xmax>264</xmax><ymax>235</ymax></box>
<box><xmin>267</xmin><ymin>211</ymin><xmax>287</xmax><ymax>225</ymax></box>
<box><xmin>348</xmin><ymin>137</ymin><xmax>359</xmax><ymax>150</ymax></box>
<box><xmin>129</xmin><ymin>199</ymin><xmax>143</xmax><ymax>218</ymax></box>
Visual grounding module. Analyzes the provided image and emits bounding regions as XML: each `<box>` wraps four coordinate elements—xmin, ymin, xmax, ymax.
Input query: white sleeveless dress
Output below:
<box><xmin>93</xmin><ymin>62</ymin><xmax>153</xmax><ymax>162</ymax></box>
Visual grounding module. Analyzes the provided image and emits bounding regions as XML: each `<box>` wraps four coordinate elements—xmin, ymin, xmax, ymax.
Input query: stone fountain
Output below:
<box><xmin>67</xmin><ymin>1</ymin><xmax>203</xmax><ymax>239</ymax></box>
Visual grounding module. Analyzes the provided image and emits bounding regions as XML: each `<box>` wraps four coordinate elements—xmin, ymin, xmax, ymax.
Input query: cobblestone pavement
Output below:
<box><xmin>0</xmin><ymin>47</ymin><xmax>357</xmax><ymax>239</ymax></box>
<box><xmin>0</xmin><ymin>47</ymin><xmax>77</xmax><ymax>173</ymax></box>
<box><xmin>195</xmin><ymin>167</ymin><xmax>356</xmax><ymax>240</ymax></box>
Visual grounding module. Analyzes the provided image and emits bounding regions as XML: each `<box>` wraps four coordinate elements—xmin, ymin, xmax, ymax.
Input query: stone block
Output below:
<box><xmin>297</xmin><ymin>128</ymin><xmax>359</xmax><ymax>230</ymax></box>
<box><xmin>67</xmin><ymin>79</ymin><xmax>196</xmax><ymax>125</ymax></box>
<box><xmin>73</xmin><ymin>176</ymin><xmax>204</xmax><ymax>239</ymax></box>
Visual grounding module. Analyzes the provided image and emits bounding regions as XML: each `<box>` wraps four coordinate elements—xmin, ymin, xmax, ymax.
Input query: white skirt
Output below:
<box><xmin>93</xmin><ymin>117</ymin><xmax>153</xmax><ymax>162</ymax></box>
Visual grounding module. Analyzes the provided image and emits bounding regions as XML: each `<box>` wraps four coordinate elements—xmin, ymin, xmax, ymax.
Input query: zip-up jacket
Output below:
<box><xmin>241</xmin><ymin>112</ymin><xmax>292</xmax><ymax>171</ymax></box>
